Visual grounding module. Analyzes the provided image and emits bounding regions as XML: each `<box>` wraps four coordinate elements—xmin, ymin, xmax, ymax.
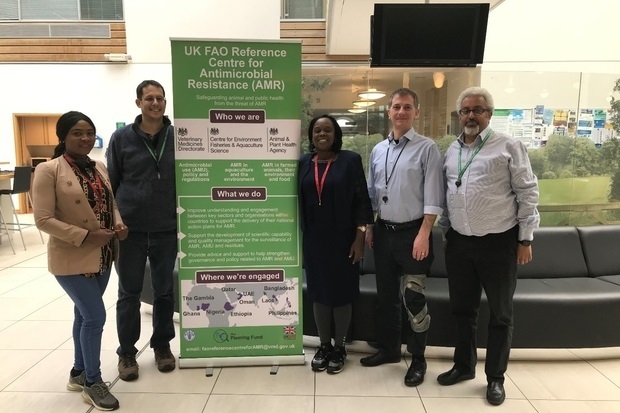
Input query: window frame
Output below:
<box><xmin>0</xmin><ymin>0</ymin><xmax>124</xmax><ymax>22</ymax></box>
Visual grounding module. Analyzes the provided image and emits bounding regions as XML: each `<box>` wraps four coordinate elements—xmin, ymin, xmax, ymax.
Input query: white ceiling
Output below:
<box><xmin>326</xmin><ymin>0</ymin><xmax>505</xmax><ymax>56</ymax></box>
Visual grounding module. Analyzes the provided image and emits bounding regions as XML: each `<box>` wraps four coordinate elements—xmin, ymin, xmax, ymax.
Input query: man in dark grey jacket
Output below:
<box><xmin>107</xmin><ymin>80</ymin><xmax>177</xmax><ymax>381</ymax></box>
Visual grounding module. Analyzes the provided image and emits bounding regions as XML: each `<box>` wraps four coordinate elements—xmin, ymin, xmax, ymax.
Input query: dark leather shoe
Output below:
<box><xmin>404</xmin><ymin>359</ymin><xmax>426</xmax><ymax>387</ymax></box>
<box><xmin>486</xmin><ymin>381</ymin><xmax>506</xmax><ymax>405</ymax></box>
<box><xmin>437</xmin><ymin>366</ymin><xmax>475</xmax><ymax>386</ymax></box>
<box><xmin>360</xmin><ymin>351</ymin><xmax>401</xmax><ymax>367</ymax></box>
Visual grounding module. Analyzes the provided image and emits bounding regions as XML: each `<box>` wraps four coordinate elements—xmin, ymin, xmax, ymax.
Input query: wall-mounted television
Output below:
<box><xmin>371</xmin><ymin>3</ymin><xmax>490</xmax><ymax>67</ymax></box>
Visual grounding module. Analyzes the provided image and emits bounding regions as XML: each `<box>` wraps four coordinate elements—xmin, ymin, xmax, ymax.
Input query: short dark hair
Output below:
<box><xmin>307</xmin><ymin>114</ymin><xmax>343</xmax><ymax>153</ymax></box>
<box><xmin>388</xmin><ymin>87</ymin><xmax>419</xmax><ymax>109</ymax></box>
<box><xmin>136</xmin><ymin>80</ymin><xmax>166</xmax><ymax>99</ymax></box>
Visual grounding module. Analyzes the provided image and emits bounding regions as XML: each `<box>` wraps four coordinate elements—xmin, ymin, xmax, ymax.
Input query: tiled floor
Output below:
<box><xmin>2</xmin><ymin>218</ymin><xmax>620</xmax><ymax>412</ymax></box>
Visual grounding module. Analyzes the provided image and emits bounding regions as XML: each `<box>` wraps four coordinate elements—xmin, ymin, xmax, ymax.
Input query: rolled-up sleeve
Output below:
<box><xmin>508</xmin><ymin>140</ymin><xmax>540</xmax><ymax>240</ymax></box>
<box><xmin>423</xmin><ymin>143</ymin><xmax>445</xmax><ymax>217</ymax></box>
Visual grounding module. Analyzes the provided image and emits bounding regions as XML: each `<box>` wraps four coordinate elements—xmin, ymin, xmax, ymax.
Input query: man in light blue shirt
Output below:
<box><xmin>437</xmin><ymin>86</ymin><xmax>539</xmax><ymax>406</ymax></box>
<box><xmin>361</xmin><ymin>88</ymin><xmax>444</xmax><ymax>387</ymax></box>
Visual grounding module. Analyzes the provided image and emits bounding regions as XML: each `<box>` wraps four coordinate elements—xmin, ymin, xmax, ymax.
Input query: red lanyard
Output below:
<box><xmin>313</xmin><ymin>154</ymin><xmax>333</xmax><ymax>206</ymax></box>
<box><xmin>63</xmin><ymin>154</ymin><xmax>105</xmax><ymax>212</ymax></box>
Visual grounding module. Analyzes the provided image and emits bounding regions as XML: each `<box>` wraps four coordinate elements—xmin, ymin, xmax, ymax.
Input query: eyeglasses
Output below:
<box><xmin>141</xmin><ymin>96</ymin><xmax>166</xmax><ymax>103</ymax></box>
<box><xmin>459</xmin><ymin>108</ymin><xmax>489</xmax><ymax>116</ymax></box>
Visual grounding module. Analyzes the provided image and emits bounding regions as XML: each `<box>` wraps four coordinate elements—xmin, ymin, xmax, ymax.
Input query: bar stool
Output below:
<box><xmin>0</xmin><ymin>207</ymin><xmax>16</xmax><ymax>254</ymax></box>
<box><xmin>0</xmin><ymin>166</ymin><xmax>45</xmax><ymax>250</ymax></box>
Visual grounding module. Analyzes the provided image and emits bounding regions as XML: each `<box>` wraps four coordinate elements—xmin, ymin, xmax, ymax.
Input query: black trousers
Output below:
<box><xmin>373</xmin><ymin>220</ymin><xmax>433</xmax><ymax>357</ymax></box>
<box><xmin>445</xmin><ymin>226</ymin><xmax>518</xmax><ymax>383</ymax></box>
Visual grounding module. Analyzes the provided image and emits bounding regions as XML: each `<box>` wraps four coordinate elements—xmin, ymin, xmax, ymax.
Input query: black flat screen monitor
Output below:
<box><xmin>371</xmin><ymin>3</ymin><xmax>489</xmax><ymax>67</ymax></box>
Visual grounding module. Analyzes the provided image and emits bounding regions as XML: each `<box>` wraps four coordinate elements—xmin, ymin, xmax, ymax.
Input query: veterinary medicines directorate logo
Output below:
<box><xmin>269</xmin><ymin>127</ymin><xmax>279</xmax><ymax>135</ymax></box>
<box><xmin>178</xmin><ymin>127</ymin><xmax>188</xmax><ymax>136</ymax></box>
<box><xmin>183</xmin><ymin>330</ymin><xmax>196</xmax><ymax>342</ymax></box>
<box><xmin>210</xmin><ymin>127</ymin><xmax>220</xmax><ymax>135</ymax></box>
<box><xmin>283</xmin><ymin>325</ymin><xmax>296</xmax><ymax>340</ymax></box>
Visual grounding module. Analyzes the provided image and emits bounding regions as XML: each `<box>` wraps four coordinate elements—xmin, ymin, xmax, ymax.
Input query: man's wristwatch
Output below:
<box><xmin>357</xmin><ymin>225</ymin><xmax>367</xmax><ymax>233</ymax></box>
<box><xmin>518</xmin><ymin>240</ymin><xmax>532</xmax><ymax>246</ymax></box>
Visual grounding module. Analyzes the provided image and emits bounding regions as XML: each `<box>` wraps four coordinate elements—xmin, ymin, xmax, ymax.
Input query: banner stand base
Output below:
<box><xmin>179</xmin><ymin>354</ymin><xmax>305</xmax><ymax>369</ymax></box>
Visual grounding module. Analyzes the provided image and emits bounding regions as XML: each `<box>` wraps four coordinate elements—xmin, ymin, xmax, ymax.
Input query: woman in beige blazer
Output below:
<box><xmin>33</xmin><ymin>111</ymin><xmax>127</xmax><ymax>411</ymax></box>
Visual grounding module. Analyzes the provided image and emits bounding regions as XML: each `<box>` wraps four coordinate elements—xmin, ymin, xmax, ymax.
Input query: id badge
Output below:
<box><xmin>448</xmin><ymin>193</ymin><xmax>465</xmax><ymax>209</ymax></box>
<box><xmin>380</xmin><ymin>188</ymin><xmax>389</xmax><ymax>204</ymax></box>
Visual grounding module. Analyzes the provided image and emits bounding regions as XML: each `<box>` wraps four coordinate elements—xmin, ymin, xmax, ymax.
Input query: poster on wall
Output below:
<box><xmin>490</xmin><ymin>108</ymin><xmax>534</xmax><ymax>142</ymax></box>
<box><xmin>577</xmin><ymin>108</ymin><xmax>594</xmax><ymax>137</ymax></box>
<box><xmin>490</xmin><ymin>109</ymin><xmax>511</xmax><ymax>135</ymax></box>
<box><xmin>593</xmin><ymin>109</ymin><xmax>606</xmax><ymax>128</ymax></box>
<box><xmin>567</xmin><ymin>110</ymin><xmax>577</xmax><ymax>135</ymax></box>
<box><xmin>543</xmin><ymin>109</ymin><xmax>554</xmax><ymax>127</ymax></box>
<box><xmin>170</xmin><ymin>38</ymin><xmax>304</xmax><ymax>368</ymax></box>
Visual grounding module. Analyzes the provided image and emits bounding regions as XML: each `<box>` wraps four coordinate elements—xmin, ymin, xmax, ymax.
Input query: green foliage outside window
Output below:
<box><xmin>607</xmin><ymin>78</ymin><xmax>620</xmax><ymax>202</ymax></box>
<box><xmin>609</xmin><ymin>78</ymin><xmax>620</xmax><ymax>133</ymax></box>
<box><xmin>435</xmin><ymin>135</ymin><xmax>458</xmax><ymax>155</ymax></box>
<box><xmin>341</xmin><ymin>133</ymin><xmax>384</xmax><ymax>175</ymax></box>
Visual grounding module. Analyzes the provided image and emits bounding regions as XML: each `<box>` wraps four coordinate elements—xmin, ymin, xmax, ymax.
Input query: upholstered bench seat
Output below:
<box><xmin>142</xmin><ymin>225</ymin><xmax>620</xmax><ymax>349</ymax></box>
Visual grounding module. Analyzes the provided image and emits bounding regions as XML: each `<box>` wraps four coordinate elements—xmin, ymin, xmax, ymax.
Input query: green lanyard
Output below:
<box><xmin>141</xmin><ymin>125</ymin><xmax>170</xmax><ymax>179</ymax></box>
<box><xmin>456</xmin><ymin>129</ymin><xmax>492</xmax><ymax>187</ymax></box>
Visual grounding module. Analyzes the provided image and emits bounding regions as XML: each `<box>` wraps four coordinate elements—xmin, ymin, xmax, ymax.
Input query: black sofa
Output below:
<box><xmin>304</xmin><ymin>225</ymin><xmax>620</xmax><ymax>349</ymax></box>
<box><xmin>143</xmin><ymin>225</ymin><xmax>620</xmax><ymax>349</ymax></box>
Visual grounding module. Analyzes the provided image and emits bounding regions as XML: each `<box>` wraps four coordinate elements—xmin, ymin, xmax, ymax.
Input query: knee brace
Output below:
<box><xmin>402</xmin><ymin>274</ymin><xmax>431</xmax><ymax>333</ymax></box>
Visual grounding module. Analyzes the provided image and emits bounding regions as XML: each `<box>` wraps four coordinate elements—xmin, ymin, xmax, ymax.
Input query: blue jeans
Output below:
<box><xmin>55</xmin><ymin>269</ymin><xmax>110</xmax><ymax>384</ymax></box>
<box><xmin>116</xmin><ymin>230</ymin><xmax>177</xmax><ymax>355</ymax></box>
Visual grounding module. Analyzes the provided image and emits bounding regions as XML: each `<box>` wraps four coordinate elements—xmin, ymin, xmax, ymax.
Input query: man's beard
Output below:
<box><xmin>464</xmin><ymin>124</ymin><xmax>480</xmax><ymax>136</ymax></box>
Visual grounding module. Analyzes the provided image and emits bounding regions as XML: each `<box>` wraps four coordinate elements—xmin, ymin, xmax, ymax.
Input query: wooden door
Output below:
<box><xmin>22</xmin><ymin>117</ymin><xmax>48</xmax><ymax>145</ymax></box>
<box><xmin>46</xmin><ymin>116</ymin><xmax>60</xmax><ymax>145</ymax></box>
<box><xmin>14</xmin><ymin>114</ymin><xmax>62</xmax><ymax>212</ymax></box>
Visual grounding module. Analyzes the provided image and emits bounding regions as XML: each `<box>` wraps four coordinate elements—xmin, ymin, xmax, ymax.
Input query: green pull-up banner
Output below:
<box><xmin>170</xmin><ymin>38</ymin><xmax>304</xmax><ymax>367</ymax></box>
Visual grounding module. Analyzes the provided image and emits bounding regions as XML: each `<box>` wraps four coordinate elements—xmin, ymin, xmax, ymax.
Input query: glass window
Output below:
<box><xmin>80</xmin><ymin>0</ymin><xmax>124</xmax><ymax>20</ymax></box>
<box><xmin>301</xmin><ymin>66</ymin><xmax>620</xmax><ymax>227</ymax></box>
<box><xmin>301</xmin><ymin>66</ymin><xmax>471</xmax><ymax>175</ymax></box>
<box><xmin>301</xmin><ymin>66</ymin><xmax>480</xmax><ymax>148</ymax></box>
<box><xmin>482</xmin><ymin>71</ymin><xmax>620</xmax><ymax>227</ymax></box>
<box><xmin>0</xmin><ymin>1</ymin><xmax>18</xmax><ymax>20</ymax></box>
<box><xmin>282</xmin><ymin>0</ymin><xmax>324</xmax><ymax>19</ymax></box>
<box><xmin>0</xmin><ymin>0</ymin><xmax>123</xmax><ymax>21</ymax></box>
<box><xmin>21</xmin><ymin>0</ymin><xmax>78</xmax><ymax>20</ymax></box>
